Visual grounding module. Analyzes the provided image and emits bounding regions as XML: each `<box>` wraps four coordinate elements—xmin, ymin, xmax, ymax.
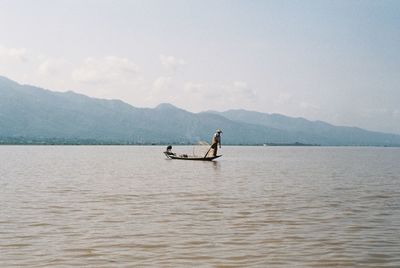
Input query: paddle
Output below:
<box><xmin>204</xmin><ymin>146</ymin><xmax>212</xmax><ymax>158</ymax></box>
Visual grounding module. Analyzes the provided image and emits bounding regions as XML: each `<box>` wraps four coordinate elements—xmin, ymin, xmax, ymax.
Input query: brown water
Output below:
<box><xmin>1</xmin><ymin>146</ymin><xmax>399</xmax><ymax>267</ymax></box>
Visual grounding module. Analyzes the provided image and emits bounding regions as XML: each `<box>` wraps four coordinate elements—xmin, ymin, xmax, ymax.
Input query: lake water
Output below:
<box><xmin>0</xmin><ymin>146</ymin><xmax>399</xmax><ymax>267</ymax></box>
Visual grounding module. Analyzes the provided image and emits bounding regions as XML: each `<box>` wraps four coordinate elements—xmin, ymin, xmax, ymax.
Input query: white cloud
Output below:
<box><xmin>72</xmin><ymin>56</ymin><xmax>140</xmax><ymax>84</ymax></box>
<box><xmin>299</xmin><ymin>101</ymin><xmax>320</xmax><ymax>111</ymax></box>
<box><xmin>38</xmin><ymin>58</ymin><xmax>69</xmax><ymax>76</ymax></box>
<box><xmin>184</xmin><ymin>82</ymin><xmax>205</xmax><ymax>94</ymax></box>
<box><xmin>180</xmin><ymin>80</ymin><xmax>257</xmax><ymax>111</ymax></box>
<box><xmin>231</xmin><ymin>81</ymin><xmax>257</xmax><ymax>100</ymax></box>
<box><xmin>274</xmin><ymin>93</ymin><xmax>293</xmax><ymax>106</ymax></box>
<box><xmin>160</xmin><ymin>54</ymin><xmax>185</xmax><ymax>73</ymax></box>
<box><xmin>153</xmin><ymin>76</ymin><xmax>173</xmax><ymax>91</ymax></box>
<box><xmin>216</xmin><ymin>81</ymin><xmax>257</xmax><ymax>104</ymax></box>
<box><xmin>361</xmin><ymin>108</ymin><xmax>389</xmax><ymax>117</ymax></box>
<box><xmin>0</xmin><ymin>45</ymin><xmax>29</xmax><ymax>62</ymax></box>
<box><xmin>362</xmin><ymin>108</ymin><xmax>400</xmax><ymax>119</ymax></box>
<box><xmin>233</xmin><ymin>81</ymin><xmax>247</xmax><ymax>88</ymax></box>
<box><xmin>147</xmin><ymin>55</ymin><xmax>187</xmax><ymax>104</ymax></box>
<box><xmin>148</xmin><ymin>75</ymin><xmax>180</xmax><ymax>106</ymax></box>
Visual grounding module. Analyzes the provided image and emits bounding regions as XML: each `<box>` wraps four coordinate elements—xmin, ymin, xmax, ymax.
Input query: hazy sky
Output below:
<box><xmin>1</xmin><ymin>0</ymin><xmax>399</xmax><ymax>134</ymax></box>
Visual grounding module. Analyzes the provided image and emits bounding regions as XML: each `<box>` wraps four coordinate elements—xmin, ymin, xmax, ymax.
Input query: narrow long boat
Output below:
<box><xmin>164</xmin><ymin>152</ymin><xmax>221</xmax><ymax>161</ymax></box>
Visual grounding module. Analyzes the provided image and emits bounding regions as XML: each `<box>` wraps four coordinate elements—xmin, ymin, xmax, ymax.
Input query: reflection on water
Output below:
<box><xmin>211</xmin><ymin>160</ymin><xmax>220</xmax><ymax>171</ymax></box>
<box><xmin>1</xmin><ymin>146</ymin><xmax>400</xmax><ymax>267</ymax></box>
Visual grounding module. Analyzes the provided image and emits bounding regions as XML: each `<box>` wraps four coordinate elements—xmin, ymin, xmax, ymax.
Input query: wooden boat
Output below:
<box><xmin>164</xmin><ymin>152</ymin><xmax>221</xmax><ymax>161</ymax></box>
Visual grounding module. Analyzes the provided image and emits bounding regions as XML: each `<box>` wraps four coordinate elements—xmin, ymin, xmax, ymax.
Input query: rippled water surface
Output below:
<box><xmin>1</xmin><ymin>146</ymin><xmax>400</xmax><ymax>267</ymax></box>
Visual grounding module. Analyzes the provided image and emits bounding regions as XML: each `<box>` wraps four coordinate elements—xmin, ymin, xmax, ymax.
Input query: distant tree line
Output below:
<box><xmin>0</xmin><ymin>136</ymin><xmax>133</xmax><ymax>145</ymax></box>
<box><xmin>0</xmin><ymin>136</ymin><xmax>324</xmax><ymax>146</ymax></box>
<box><xmin>0</xmin><ymin>136</ymin><xmax>194</xmax><ymax>145</ymax></box>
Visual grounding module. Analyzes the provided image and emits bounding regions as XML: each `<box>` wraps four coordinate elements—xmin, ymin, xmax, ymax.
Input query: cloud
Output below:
<box><xmin>230</xmin><ymin>81</ymin><xmax>257</xmax><ymax>100</ymax></box>
<box><xmin>0</xmin><ymin>45</ymin><xmax>29</xmax><ymax>62</ymax></box>
<box><xmin>214</xmin><ymin>81</ymin><xmax>257</xmax><ymax>104</ymax></box>
<box><xmin>181</xmin><ymin>80</ymin><xmax>257</xmax><ymax>111</ymax></box>
<box><xmin>38</xmin><ymin>58</ymin><xmax>69</xmax><ymax>76</ymax></box>
<box><xmin>149</xmin><ymin>75</ymin><xmax>180</xmax><ymax>105</ymax></box>
<box><xmin>362</xmin><ymin>107</ymin><xmax>400</xmax><ymax>119</ymax></box>
<box><xmin>148</xmin><ymin>55</ymin><xmax>187</xmax><ymax>103</ymax></box>
<box><xmin>273</xmin><ymin>93</ymin><xmax>320</xmax><ymax>114</ymax></box>
<box><xmin>184</xmin><ymin>82</ymin><xmax>205</xmax><ymax>94</ymax></box>
<box><xmin>274</xmin><ymin>93</ymin><xmax>293</xmax><ymax>106</ymax></box>
<box><xmin>72</xmin><ymin>56</ymin><xmax>140</xmax><ymax>84</ymax></box>
<box><xmin>299</xmin><ymin>101</ymin><xmax>320</xmax><ymax>111</ymax></box>
<box><xmin>160</xmin><ymin>54</ymin><xmax>185</xmax><ymax>73</ymax></box>
<box><xmin>153</xmin><ymin>76</ymin><xmax>173</xmax><ymax>91</ymax></box>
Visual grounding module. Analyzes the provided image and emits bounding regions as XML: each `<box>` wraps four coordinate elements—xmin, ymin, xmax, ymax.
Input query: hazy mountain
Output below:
<box><xmin>1</xmin><ymin>76</ymin><xmax>400</xmax><ymax>146</ymax></box>
<box><xmin>0</xmin><ymin>76</ymin><xmax>292</xmax><ymax>144</ymax></box>
<box><xmin>207</xmin><ymin>109</ymin><xmax>400</xmax><ymax>146</ymax></box>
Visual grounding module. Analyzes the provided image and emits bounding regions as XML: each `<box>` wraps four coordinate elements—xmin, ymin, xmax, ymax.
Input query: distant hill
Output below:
<box><xmin>208</xmin><ymin>109</ymin><xmax>400</xmax><ymax>146</ymax></box>
<box><xmin>1</xmin><ymin>76</ymin><xmax>400</xmax><ymax>146</ymax></box>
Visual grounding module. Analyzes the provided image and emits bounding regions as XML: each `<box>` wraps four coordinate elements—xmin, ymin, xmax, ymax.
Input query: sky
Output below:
<box><xmin>0</xmin><ymin>0</ymin><xmax>399</xmax><ymax>134</ymax></box>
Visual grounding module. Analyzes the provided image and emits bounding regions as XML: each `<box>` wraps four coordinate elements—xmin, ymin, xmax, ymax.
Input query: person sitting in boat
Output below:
<box><xmin>210</xmin><ymin>129</ymin><xmax>222</xmax><ymax>156</ymax></box>
<box><xmin>165</xmin><ymin>145</ymin><xmax>175</xmax><ymax>156</ymax></box>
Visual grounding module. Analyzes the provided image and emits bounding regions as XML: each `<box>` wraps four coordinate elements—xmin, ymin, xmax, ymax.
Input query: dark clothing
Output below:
<box><xmin>165</xmin><ymin>145</ymin><xmax>175</xmax><ymax>156</ymax></box>
<box><xmin>210</xmin><ymin>142</ymin><xmax>218</xmax><ymax>156</ymax></box>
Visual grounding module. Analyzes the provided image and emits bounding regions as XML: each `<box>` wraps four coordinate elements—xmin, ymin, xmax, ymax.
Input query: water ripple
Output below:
<box><xmin>1</xmin><ymin>146</ymin><xmax>400</xmax><ymax>267</ymax></box>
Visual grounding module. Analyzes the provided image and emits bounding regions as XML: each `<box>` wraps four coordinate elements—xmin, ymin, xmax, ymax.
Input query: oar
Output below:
<box><xmin>204</xmin><ymin>146</ymin><xmax>212</xmax><ymax>158</ymax></box>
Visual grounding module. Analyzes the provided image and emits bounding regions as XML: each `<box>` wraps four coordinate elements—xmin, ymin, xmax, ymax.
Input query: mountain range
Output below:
<box><xmin>1</xmin><ymin>75</ymin><xmax>400</xmax><ymax>146</ymax></box>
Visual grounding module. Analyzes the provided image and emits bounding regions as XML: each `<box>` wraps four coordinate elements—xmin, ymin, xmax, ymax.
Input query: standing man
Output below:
<box><xmin>210</xmin><ymin>129</ymin><xmax>222</xmax><ymax>156</ymax></box>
